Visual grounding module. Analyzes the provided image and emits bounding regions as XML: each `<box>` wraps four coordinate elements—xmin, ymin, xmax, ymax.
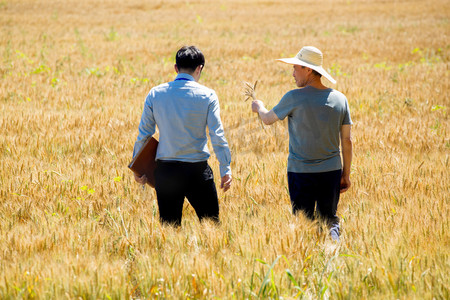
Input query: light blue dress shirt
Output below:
<box><xmin>133</xmin><ymin>73</ymin><xmax>231</xmax><ymax>177</ymax></box>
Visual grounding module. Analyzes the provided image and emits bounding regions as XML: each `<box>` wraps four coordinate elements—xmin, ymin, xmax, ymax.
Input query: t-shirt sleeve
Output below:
<box><xmin>272</xmin><ymin>91</ymin><xmax>295</xmax><ymax>120</ymax></box>
<box><xmin>342</xmin><ymin>97</ymin><xmax>353</xmax><ymax>125</ymax></box>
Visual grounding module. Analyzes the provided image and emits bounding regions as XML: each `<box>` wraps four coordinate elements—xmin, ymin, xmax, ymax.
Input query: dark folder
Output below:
<box><xmin>128</xmin><ymin>136</ymin><xmax>159</xmax><ymax>187</ymax></box>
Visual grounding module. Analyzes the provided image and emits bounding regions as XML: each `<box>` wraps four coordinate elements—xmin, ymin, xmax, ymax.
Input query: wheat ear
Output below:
<box><xmin>243</xmin><ymin>80</ymin><xmax>258</xmax><ymax>101</ymax></box>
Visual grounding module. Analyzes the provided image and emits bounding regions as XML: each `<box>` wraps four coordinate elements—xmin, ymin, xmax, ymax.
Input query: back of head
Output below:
<box><xmin>176</xmin><ymin>46</ymin><xmax>205</xmax><ymax>73</ymax></box>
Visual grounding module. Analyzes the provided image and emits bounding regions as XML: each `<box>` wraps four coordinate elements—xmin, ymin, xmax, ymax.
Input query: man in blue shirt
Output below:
<box><xmin>133</xmin><ymin>46</ymin><xmax>232</xmax><ymax>226</ymax></box>
<box><xmin>251</xmin><ymin>46</ymin><xmax>352</xmax><ymax>241</ymax></box>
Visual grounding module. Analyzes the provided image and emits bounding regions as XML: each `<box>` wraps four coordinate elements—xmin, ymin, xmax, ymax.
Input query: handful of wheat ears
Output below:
<box><xmin>243</xmin><ymin>80</ymin><xmax>267</xmax><ymax>129</ymax></box>
<box><xmin>243</xmin><ymin>80</ymin><xmax>258</xmax><ymax>101</ymax></box>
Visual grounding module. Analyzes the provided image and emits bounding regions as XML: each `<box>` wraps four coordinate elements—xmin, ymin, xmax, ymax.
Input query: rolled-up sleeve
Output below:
<box><xmin>132</xmin><ymin>93</ymin><xmax>156</xmax><ymax>158</ymax></box>
<box><xmin>207</xmin><ymin>95</ymin><xmax>231</xmax><ymax>177</ymax></box>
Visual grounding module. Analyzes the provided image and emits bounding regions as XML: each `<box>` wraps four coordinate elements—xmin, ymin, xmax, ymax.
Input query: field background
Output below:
<box><xmin>0</xmin><ymin>0</ymin><xmax>449</xmax><ymax>299</ymax></box>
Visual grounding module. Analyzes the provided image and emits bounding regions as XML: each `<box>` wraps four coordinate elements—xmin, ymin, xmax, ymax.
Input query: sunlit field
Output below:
<box><xmin>1</xmin><ymin>0</ymin><xmax>449</xmax><ymax>298</ymax></box>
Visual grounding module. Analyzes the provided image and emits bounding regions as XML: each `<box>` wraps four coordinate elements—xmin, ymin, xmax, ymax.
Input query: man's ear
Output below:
<box><xmin>174</xmin><ymin>64</ymin><xmax>179</xmax><ymax>73</ymax></box>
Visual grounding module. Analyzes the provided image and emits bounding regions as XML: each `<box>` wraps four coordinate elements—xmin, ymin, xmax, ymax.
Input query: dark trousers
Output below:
<box><xmin>154</xmin><ymin>160</ymin><xmax>219</xmax><ymax>226</ymax></box>
<box><xmin>288</xmin><ymin>170</ymin><xmax>341</xmax><ymax>237</ymax></box>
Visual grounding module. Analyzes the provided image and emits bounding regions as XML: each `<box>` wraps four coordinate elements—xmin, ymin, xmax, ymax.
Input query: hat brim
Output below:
<box><xmin>277</xmin><ymin>57</ymin><xmax>337</xmax><ymax>84</ymax></box>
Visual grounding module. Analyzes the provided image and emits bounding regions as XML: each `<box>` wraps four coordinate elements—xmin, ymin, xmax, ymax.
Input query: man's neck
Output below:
<box><xmin>177</xmin><ymin>68</ymin><xmax>199</xmax><ymax>82</ymax></box>
<box><xmin>178</xmin><ymin>69</ymin><xmax>193</xmax><ymax>76</ymax></box>
<box><xmin>305</xmin><ymin>77</ymin><xmax>328</xmax><ymax>90</ymax></box>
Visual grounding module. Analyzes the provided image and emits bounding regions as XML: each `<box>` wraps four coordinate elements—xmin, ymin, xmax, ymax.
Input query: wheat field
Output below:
<box><xmin>0</xmin><ymin>0</ymin><xmax>449</xmax><ymax>299</ymax></box>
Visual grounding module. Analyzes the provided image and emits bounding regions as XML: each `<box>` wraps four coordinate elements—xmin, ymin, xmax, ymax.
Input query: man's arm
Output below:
<box><xmin>207</xmin><ymin>97</ymin><xmax>232</xmax><ymax>192</ymax></box>
<box><xmin>340</xmin><ymin>124</ymin><xmax>352</xmax><ymax>193</ymax></box>
<box><xmin>133</xmin><ymin>96</ymin><xmax>156</xmax><ymax>157</ymax></box>
<box><xmin>133</xmin><ymin>95</ymin><xmax>156</xmax><ymax>184</ymax></box>
<box><xmin>251</xmin><ymin>100</ymin><xmax>280</xmax><ymax>125</ymax></box>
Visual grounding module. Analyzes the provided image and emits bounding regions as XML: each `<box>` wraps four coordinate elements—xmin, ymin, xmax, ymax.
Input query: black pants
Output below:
<box><xmin>288</xmin><ymin>170</ymin><xmax>341</xmax><ymax>237</ymax></box>
<box><xmin>154</xmin><ymin>160</ymin><xmax>219</xmax><ymax>226</ymax></box>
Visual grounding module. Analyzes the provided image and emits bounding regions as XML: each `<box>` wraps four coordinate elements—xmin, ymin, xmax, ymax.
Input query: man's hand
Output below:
<box><xmin>251</xmin><ymin>100</ymin><xmax>280</xmax><ymax>125</ymax></box>
<box><xmin>340</xmin><ymin>175</ymin><xmax>351</xmax><ymax>193</ymax></box>
<box><xmin>251</xmin><ymin>100</ymin><xmax>264</xmax><ymax>113</ymax></box>
<box><xmin>134</xmin><ymin>173</ymin><xmax>147</xmax><ymax>185</ymax></box>
<box><xmin>220</xmin><ymin>174</ymin><xmax>232</xmax><ymax>192</ymax></box>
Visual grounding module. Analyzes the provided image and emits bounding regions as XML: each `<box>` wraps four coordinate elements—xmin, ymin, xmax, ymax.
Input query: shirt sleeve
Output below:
<box><xmin>132</xmin><ymin>92</ymin><xmax>156</xmax><ymax>158</ymax></box>
<box><xmin>207</xmin><ymin>93</ymin><xmax>232</xmax><ymax>177</ymax></box>
<box><xmin>342</xmin><ymin>97</ymin><xmax>353</xmax><ymax>125</ymax></box>
<box><xmin>272</xmin><ymin>91</ymin><xmax>295</xmax><ymax>120</ymax></box>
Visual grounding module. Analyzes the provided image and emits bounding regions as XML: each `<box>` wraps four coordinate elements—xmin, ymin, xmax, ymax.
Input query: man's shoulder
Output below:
<box><xmin>327</xmin><ymin>89</ymin><xmax>348</xmax><ymax>105</ymax></box>
<box><xmin>145</xmin><ymin>83</ymin><xmax>169</xmax><ymax>98</ymax></box>
<box><xmin>328</xmin><ymin>88</ymin><xmax>346</xmax><ymax>98</ymax></box>
<box><xmin>279</xmin><ymin>89</ymin><xmax>305</xmax><ymax>103</ymax></box>
<box><xmin>151</xmin><ymin>82</ymin><xmax>170</xmax><ymax>92</ymax></box>
<box><xmin>281</xmin><ymin>88</ymin><xmax>301</xmax><ymax>98</ymax></box>
<box><xmin>184</xmin><ymin>82</ymin><xmax>217</xmax><ymax>102</ymax></box>
<box><xmin>191</xmin><ymin>81</ymin><xmax>216</xmax><ymax>95</ymax></box>
<box><xmin>149</xmin><ymin>81</ymin><xmax>217</xmax><ymax>100</ymax></box>
<box><xmin>302</xmin><ymin>87</ymin><xmax>347</xmax><ymax>100</ymax></box>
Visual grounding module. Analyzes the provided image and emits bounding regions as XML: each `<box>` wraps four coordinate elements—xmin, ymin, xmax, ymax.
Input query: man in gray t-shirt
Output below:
<box><xmin>251</xmin><ymin>46</ymin><xmax>353</xmax><ymax>241</ymax></box>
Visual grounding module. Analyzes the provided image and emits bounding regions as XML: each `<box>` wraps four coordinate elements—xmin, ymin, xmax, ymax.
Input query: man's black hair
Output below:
<box><xmin>176</xmin><ymin>46</ymin><xmax>205</xmax><ymax>72</ymax></box>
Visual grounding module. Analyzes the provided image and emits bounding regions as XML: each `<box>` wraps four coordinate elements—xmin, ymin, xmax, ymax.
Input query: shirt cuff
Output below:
<box><xmin>219</xmin><ymin>165</ymin><xmax>232</xmax><ymax>177</ymax></box>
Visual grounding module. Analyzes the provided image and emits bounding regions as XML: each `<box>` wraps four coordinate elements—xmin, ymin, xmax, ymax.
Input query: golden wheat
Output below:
<box><xmin>0</xmin><ymin>0</ymin><xmax>449</xmax><ymax>298</ymax></box>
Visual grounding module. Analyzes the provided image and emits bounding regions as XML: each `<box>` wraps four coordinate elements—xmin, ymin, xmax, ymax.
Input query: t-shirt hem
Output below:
<box><xmin>287</xmin><ymin>159</ymin><xmax>342</xmax><ymax>173</ymax></box>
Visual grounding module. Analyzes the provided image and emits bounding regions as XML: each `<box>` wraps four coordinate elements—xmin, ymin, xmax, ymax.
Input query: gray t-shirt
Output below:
<box><xmin>273</xmin><ymin>86</ymin><xmax>352</xmax><ymax>173</ymax></box>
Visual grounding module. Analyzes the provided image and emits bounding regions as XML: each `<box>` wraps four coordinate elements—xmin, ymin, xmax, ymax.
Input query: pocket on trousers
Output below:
<box><xmin>202</xmin><ymin>165</ymin><xmax>214</xmax><ymax>181</ymax></box>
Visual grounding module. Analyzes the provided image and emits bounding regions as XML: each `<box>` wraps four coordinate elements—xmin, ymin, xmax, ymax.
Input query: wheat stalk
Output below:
<box><xmin>243</xmin><ymin>80</ymin><xmax>267</xmax><ymax>129</ymax></box>
<box><xmin>1</xmin><ymin>0</ymin><xmax>448</xmax><ymax>298</ymax></box>
<box><xmin>243</xmin><ymin>80</ymin><xmax>258</xmax><ymax>101</ymax></box>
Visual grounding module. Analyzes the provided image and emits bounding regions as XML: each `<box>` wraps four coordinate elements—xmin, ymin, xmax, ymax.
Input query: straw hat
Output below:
<box><xmin>277</xmin><ymin>46</ymin><xmax>336</xmax><ymax>84</ymax></box>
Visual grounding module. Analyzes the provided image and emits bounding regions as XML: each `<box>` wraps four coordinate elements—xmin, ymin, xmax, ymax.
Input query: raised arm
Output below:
<box><xmin>340</xmin><ymin>124</ymin><xmax>352</xmax><ymax>193</ymax></box>
<box><xmin>251</xmin><ymin>100</ymin><xmax>280</xmax><ymax>125</ymax></box>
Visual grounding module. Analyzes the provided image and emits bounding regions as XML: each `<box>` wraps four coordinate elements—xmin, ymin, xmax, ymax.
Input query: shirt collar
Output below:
<box><xmin>175</xmin><ymin>73</ymin><xmax>195</xmax><ymax>82</ymax></box>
